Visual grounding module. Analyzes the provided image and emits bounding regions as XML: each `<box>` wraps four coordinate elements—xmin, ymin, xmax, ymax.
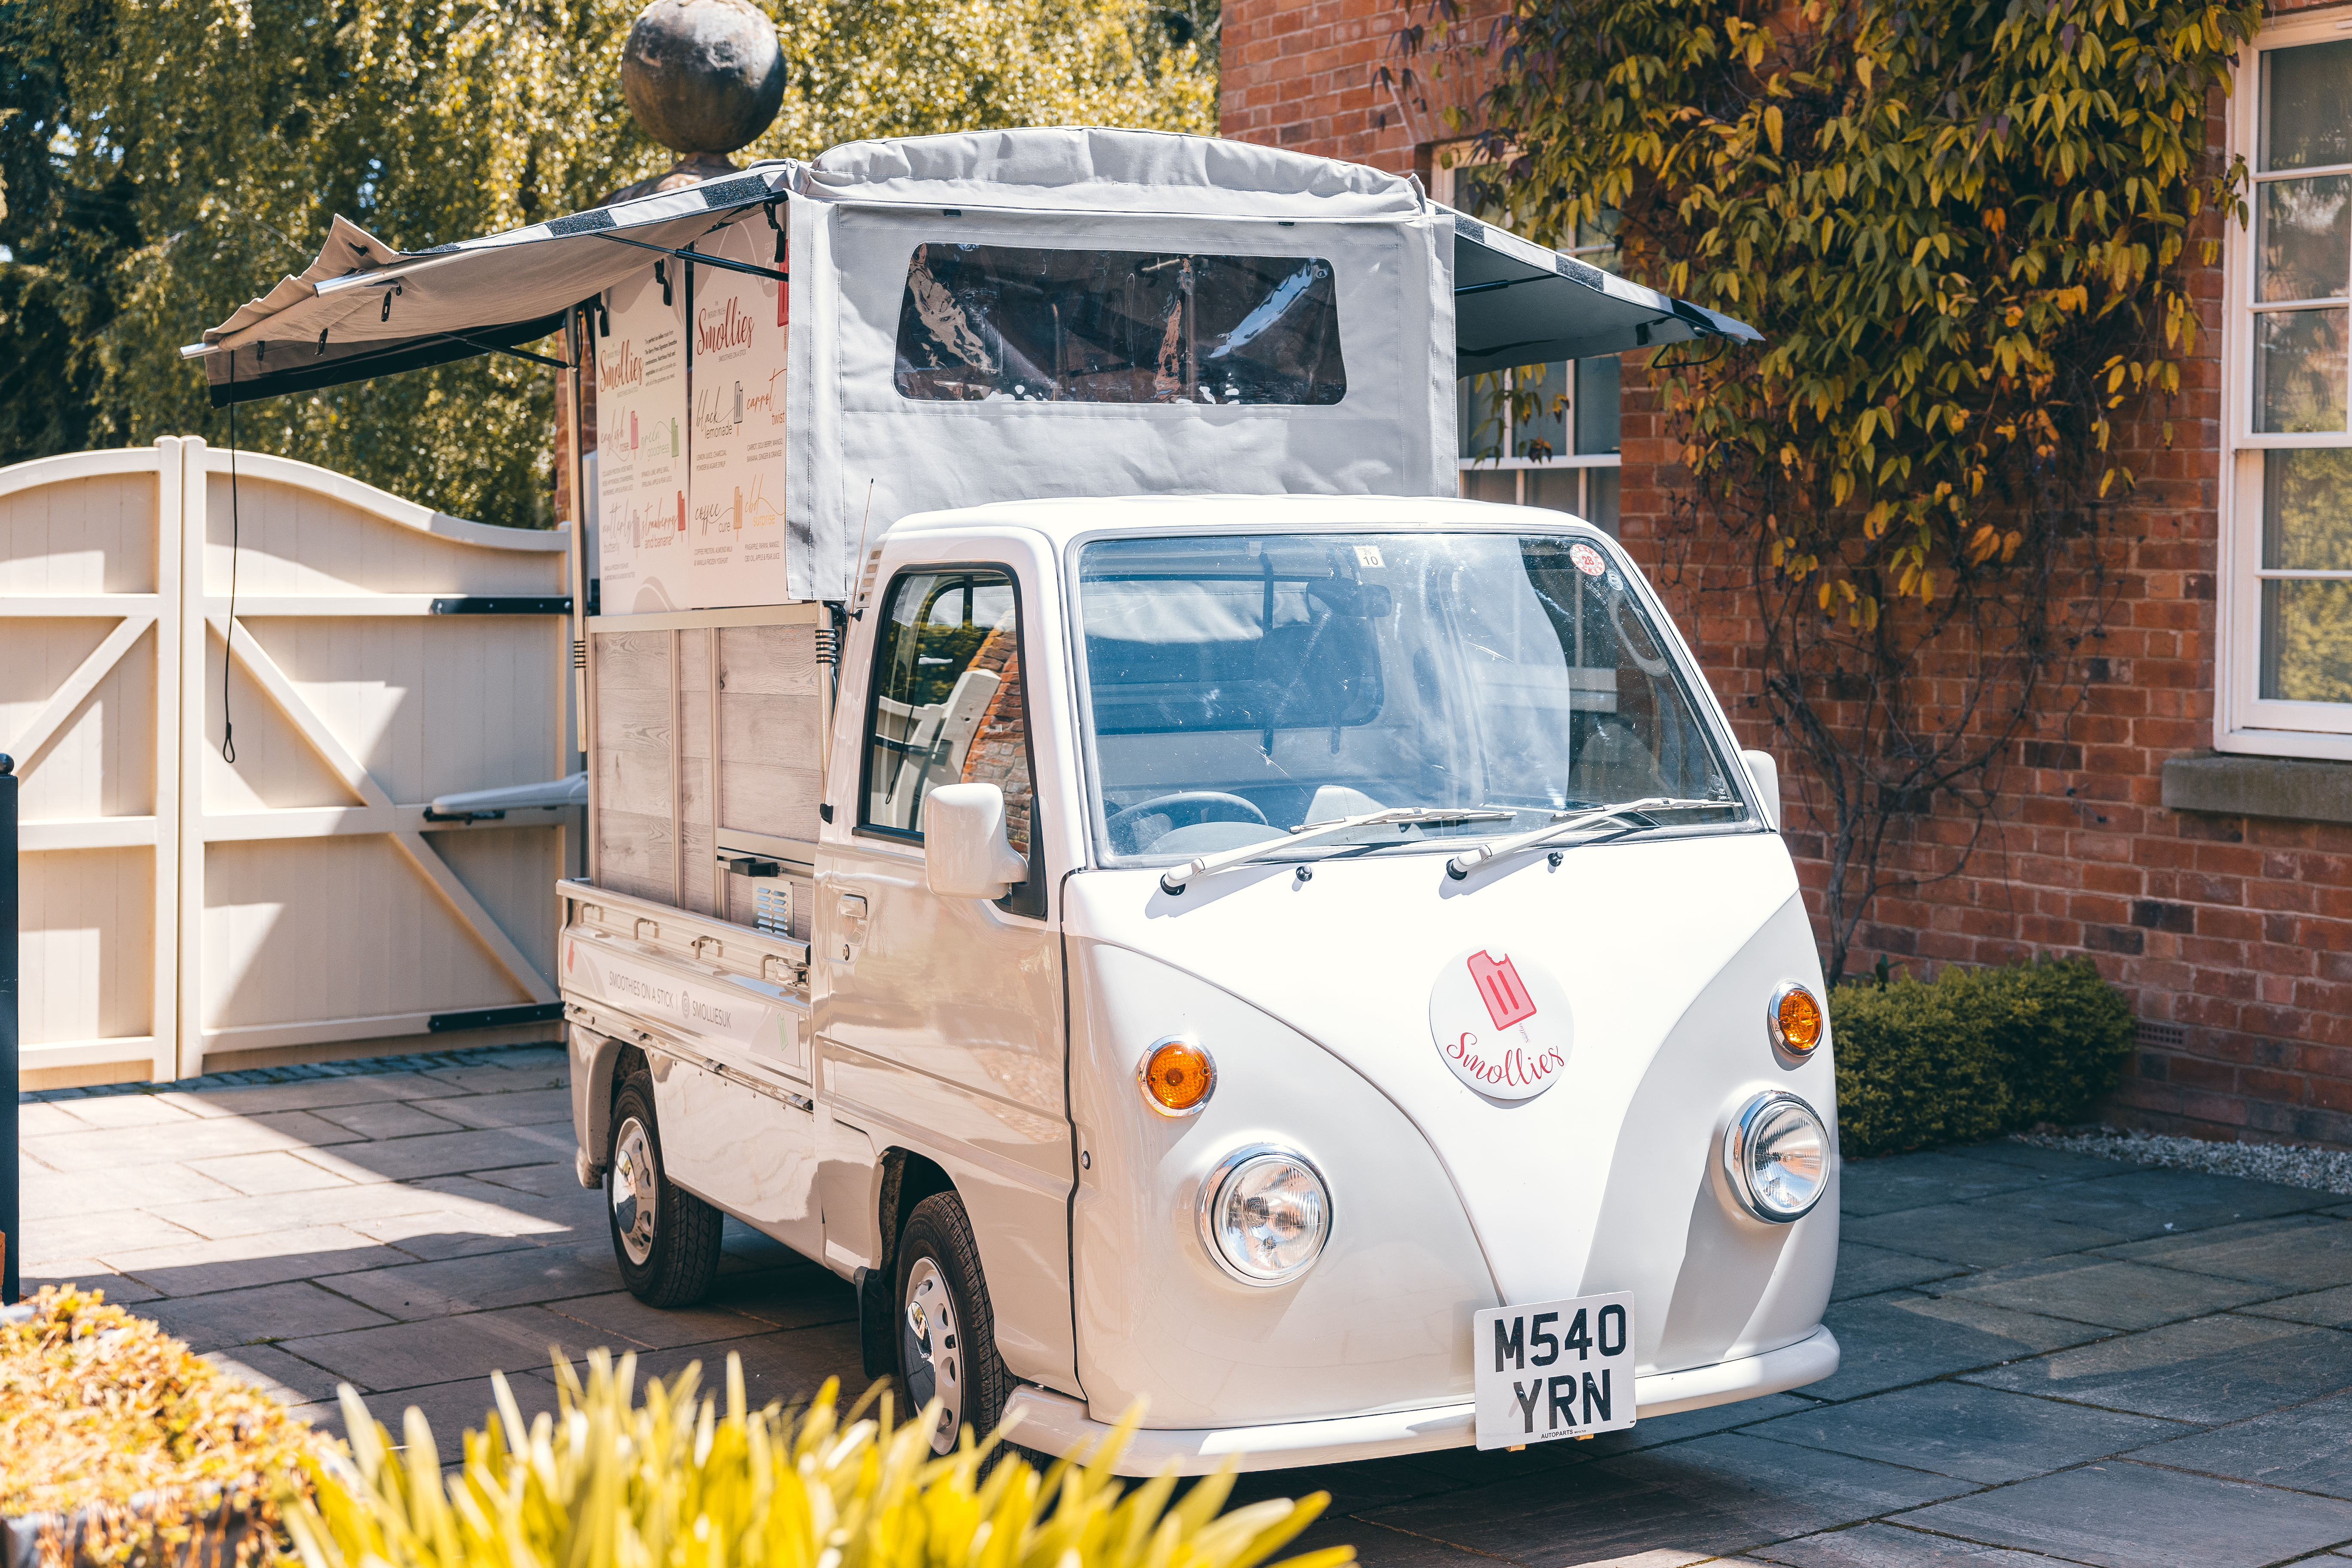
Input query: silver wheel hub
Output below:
<box><xmin>901</xmin><ymin>1256</ymin><xmax>964</xmax><ymax>1454</ymax></box>
<box><xmin>610</xmin><ymin>1117</ymin><xmax>658</xmax><ymax>1265</ymax></box>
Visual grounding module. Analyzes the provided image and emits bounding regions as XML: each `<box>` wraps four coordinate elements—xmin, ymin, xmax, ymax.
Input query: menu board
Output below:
<box><xmin>685</xmin><ymin>220</ymin><xmax>791</xmax><ymax>607</ymax></box>
<box><xmin>594</xmin><ymin>266</ymin><xmax>689</xmax><ymax>613</ymax></box>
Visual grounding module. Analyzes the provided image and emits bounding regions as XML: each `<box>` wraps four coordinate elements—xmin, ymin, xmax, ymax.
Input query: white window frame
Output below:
<box><xmin>1430</xmin><ymin>150</ymin><xmax>1625</xmax><ymax>519</ymax></box>
<box><xmin>2220</xmin><ymin>12</ymin><xmax>2352</xmax><ymax>758</ymax></box>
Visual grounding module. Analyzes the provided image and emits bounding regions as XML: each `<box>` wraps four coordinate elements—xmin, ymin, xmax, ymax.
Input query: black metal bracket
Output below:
<box><xmin>428</xmin><ymin>1001</ymin><xmax>565</xmax><ymax>1033</ymax></box>
<box><xmin>422</xmin><ymin>806</ymin><xmax>508</xmax><ymax>824</ymax></box>
<box><xmin>597</xmin><ymin>230</ymin><xmax>788</xmax><ymax>284</ymax></box>
<box><xmin>430</xmin><ymin>596</ymin><xmax>573</xmax><ymax>615</ymax></box>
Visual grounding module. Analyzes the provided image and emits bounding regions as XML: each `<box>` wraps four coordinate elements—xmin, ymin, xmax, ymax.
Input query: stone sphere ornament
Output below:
<box><xmin>620</xmin><ymin>0</ymin><xmax>786</xmax><ymax>156</ymax></box>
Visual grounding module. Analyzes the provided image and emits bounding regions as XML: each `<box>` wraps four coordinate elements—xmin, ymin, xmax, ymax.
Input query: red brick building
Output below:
<box><xmin>1222</xmin><ymin>0</ymin><xmax>2352</xmax><ymax>1148</ymax></box>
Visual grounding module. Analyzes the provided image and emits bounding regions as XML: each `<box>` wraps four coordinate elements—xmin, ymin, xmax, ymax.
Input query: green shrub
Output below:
<box><xmin>1831</xmin><ymin>957</ymin><xmax>2133</xmax><ymax>1158</ymax></box>
<box><xmin>285</xmin><ymin>1351</ymin><xmax>1353</xmax><ymax>1568</ymax></box>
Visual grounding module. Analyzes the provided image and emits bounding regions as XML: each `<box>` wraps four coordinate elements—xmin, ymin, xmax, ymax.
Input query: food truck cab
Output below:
<box><xmin>192</xmin><ymin>128</ymin><xmax>1839</xmax><ymax>1473</ymax></box>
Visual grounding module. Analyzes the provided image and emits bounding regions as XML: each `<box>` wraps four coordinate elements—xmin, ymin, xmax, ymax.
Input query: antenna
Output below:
<box><xmin>851</xmin><ymin>479</ymin><xmax>879</xmax><ymax>616</ymax></box>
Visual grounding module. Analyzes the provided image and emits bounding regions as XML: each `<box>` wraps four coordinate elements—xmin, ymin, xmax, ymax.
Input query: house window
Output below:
<box><xmin>2225</xmin><ymin>25</ymin><xmax>2352</xmax><ymax>756</ymax></box>
<box><xmin>1440</xmin><ymin>157</ymin><xmax>1625</xmax><ymax>534</ymax></box>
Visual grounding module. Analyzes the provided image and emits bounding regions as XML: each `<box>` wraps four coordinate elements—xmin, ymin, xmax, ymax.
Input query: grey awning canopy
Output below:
<box><xmin>182</xmin><ymin>144</ymin><xmax>1760</xmax><ymax>406</ymax></box>
<box><xmin>1444</xmin><ymin>205</ymin><xmax>1761</xmax><ymax>376</ymax></box>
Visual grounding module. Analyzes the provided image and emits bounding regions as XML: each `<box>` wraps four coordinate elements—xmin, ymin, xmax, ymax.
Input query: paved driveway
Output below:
<box><xmin>21</xmin><ymin>1045</ymin><xmax>2352</xmax><ymax>1566</ymax></box>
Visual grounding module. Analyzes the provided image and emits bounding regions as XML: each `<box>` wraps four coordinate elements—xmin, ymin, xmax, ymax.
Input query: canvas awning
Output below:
<box><xmin>1444</xmin><ymin>205</ymin><xmax>1762</xmax><ymax>376</ymax></box>
<box><xmin>182</xmin><ymin>167</ymin><xmax>794</xmax><ymax>406</ymax></box>
<box><xmin>183</xmin><ymin>146</ymin><xmax>1757</xmax><ymax>404</ymax></box>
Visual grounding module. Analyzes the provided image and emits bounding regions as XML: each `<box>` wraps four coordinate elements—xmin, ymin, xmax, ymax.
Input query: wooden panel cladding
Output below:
<box><xmin>593</xmin><ymin>628</ymin><xmax>675</xmax><ymax>905</ymax></box>
<box><xmin>717</xmin><ymin>622</ymin><xmax>822</xmax><ymax>842</ymax></box>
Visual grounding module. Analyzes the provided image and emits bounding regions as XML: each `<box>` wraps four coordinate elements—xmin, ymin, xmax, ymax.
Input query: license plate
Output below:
<box><xmin>1472</xmin><ymin>1292</ymin><xmax>1636</xmax><ymax>1449</ymax></box>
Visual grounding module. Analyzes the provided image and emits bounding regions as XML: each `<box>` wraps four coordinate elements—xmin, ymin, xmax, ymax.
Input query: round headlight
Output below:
<box><xmin>1197</xmin><ymin>1145</ymin><xmax>1330</xmax><ymax>1286</ymax></box>
<box><xmin>1768</xmin><ymin>982</ymin><xmax>1824</xmax><ymax>1059</ymax></box>
<box><xmin>1722</xmin><ymin>1091</ymin><xmax>1829</xmax><ymax>1222</ymax></box>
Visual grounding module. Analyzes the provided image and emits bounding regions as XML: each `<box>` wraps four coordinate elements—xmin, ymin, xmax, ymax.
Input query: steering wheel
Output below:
<box><xmin>1106</xmin><ymin>792</ymin><xmax>1270</xmax><ymax>855</ymax></box>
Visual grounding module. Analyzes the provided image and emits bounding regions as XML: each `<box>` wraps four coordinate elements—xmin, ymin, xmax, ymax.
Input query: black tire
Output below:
<box><xmin>895</xmin><ymin>1191</ymin><xmax>1013</xmax><ymax>1458</ymax></box>
<box><xmin>607</xmin><ymin>1072</ymin><xmax>723</xmax><ymax>1307</ymax></box>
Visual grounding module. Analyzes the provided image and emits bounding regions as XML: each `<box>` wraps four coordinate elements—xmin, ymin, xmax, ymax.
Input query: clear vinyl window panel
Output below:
<box><xmin>1076</xmin><ymin>532</ymin><xmax>1743</xmax><ymax>861</ymax></box>
<box><xmin>862</xmin><ymin>569</ymin><xmax>1033</xmax><ymax>852</ymax></box>
<box><xmin>894</xmin><ymin>244</ymin><xmax>1347</xmax><ymax>405</ymax></box>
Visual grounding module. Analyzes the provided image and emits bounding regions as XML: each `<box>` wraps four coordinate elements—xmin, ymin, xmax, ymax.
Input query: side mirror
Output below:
<box><xmin>925</xmin><ymin>783</ymin><xmax>1030</xmax><ymax>899</ymax></box>
<box><xmin>1741</xmin><ymin>749</ymin><xmax>1781</xmax><ymax>831</ymax></box>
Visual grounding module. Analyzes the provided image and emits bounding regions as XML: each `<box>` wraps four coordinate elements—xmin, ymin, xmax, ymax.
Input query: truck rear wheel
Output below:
<box><xmin>607</xmin><ymin>1072</ymin><xmax>723</xmax><ymax>1307</ymax></box>
<box><xmin>896</xmin><ymin>1191</ymin><xmax>1012</xmax><ymax>1457</ymax></box>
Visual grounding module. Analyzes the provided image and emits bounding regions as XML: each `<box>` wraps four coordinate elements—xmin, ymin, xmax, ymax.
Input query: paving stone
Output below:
<box><xmin>1834</xmin><ymin>1243</ymin><xmax>1972</xmax><ymax>1302</ymax></box>
<box><xmin>282</xmin><ymin>1304</ymin><xmax>599</xmax><ymax>1391</ymax></box>
<box><xmin>1749</xmin><ymin>1522</ymin><xmax>2070</xmax><ymax>1566</ymax></box>
<box><xmin>346</xmin><ymin>1209</ymin><xmax>563</xmax><ymax>1260</ymax></box>
<box><xmin>18</xmin><ymin>1102</ymin><xmax>100</xmax><ymax>1135</ymax></box>
<box><xmin>530</xmin><ymin>1320</ymin><xmax>872</xmax><ymax>1414</ymax></box>
<box><xmin>103</xmin><ymin>1224</ymin><xmax>413</xmax><ymax>1296</ymax></box>
<box><xmin>33</xmin><ymin>1094</ymin><xmax>217</xmax><ymax>1130</ymax></box>
<box><xmin>1999</xmin><ymin>1170</ymin><xmax>2332</xmax><ymax>1242</ymax></box>
<box><xmin>1964</xmin><ymin>1314</ymin><xmax>2352</xmax><ymax>1424</ymax></box>
<box><xmin>423</xmin><ymin>1089</ymin><xmax>575</xmax><ymax>1130</ymax></box>
<box><xmin>319</xmin><ymin>1240</ymin><xmax>628</xmax><ymax>1317</ymax></box>
<box><xmin>2124</xmin><ymin>1389</ymin><xmax>2352</xmax><ymax>1497</ymax></box>
<box><xmin>2096</xmin><ymin>1215</ymin><xmax>2352</xmax><ymax>1291</ymax></box>
<box><xmin>2242</xmin><ymin>1286</ymin><xmax>2352</xmax><ymax>1330</ymax></box>
<box><xmin>1891</xmin><ymin>1460</ymin><xmax>2352</xmax><ymax>1568</ymax></box>
<box><xmin>17</xmin><ymin>1263</ymin><xmax>164</xmax><ymax>1305</ymax></box>
<box><xmin>1285</xmin><ymin>1518</ymin><xmax>1501</xmax><ymax>1568</ymax></box>
<box><xmin>413</xmin><ymin>1173</ymin><xmax>603</xmax><ymax>1237</ymax></box>
<box><xmin>453</xmin><ymin>1163</ymin><xmax>598</xmax><ymax>1203</ymax></box>
<box><xmin>701</xmin><ymin>1265</ymin><xmax>858</xmax><ymax>1330</ymax></box>
<box><xmin>202</xmin><ymin>1343</ymin><xmax>355</xmax><ymax>1406</ymax></box>
<box><xmin>1839</xmin><ymin>1154</ymin><xmax>2053</xmax><ymax>1218</ymax></box>
<box><xmin>299</xmin><ymin>1124</ymin><xmax>579</xmax><ymax>1184</ymax></box>
<box><xmin>1590</xmin><ymin>1392</ymin><xmax>1823</xmax><ymax>1456</ymax></box>
<box><xmin>1806</xmin><ymin>1293</ymin><xmax>2113</xmax><ymax>1402</ymax></box>
<box><xmin>415</xmin><ymin>1064</ymin><xmax>572</xmax><ymax>1096</ymax></box>
<box><xmin>26</xmin><ymin>1109</ymin><xmax>363</xmax><ymax>1171</ymax></box>
<box><xmin>297</xmin><ymin>1369</ymin><xmax>571</xmax><ymax>1465</ymax></box>
<box><xmin>539</xmin><ymin>1290</ymin><xmax>784</xmax><ymax>1350</ymax></box>
<box><xmin>183</xmin><ymin>1150</ymin><xmax>362</xmax><ymax>1196</ymax></box>
<box><xmin>183</xmin><ymin>1074</ymin><xmax>455</xmax><ymax>1114</ymax></box>
<box><xmin>22</xmin><ymin>1161</ymin><xmax>241</xmax><ymax>1214</ymax></box>
<box><xmin>20</xmin><ymin>1206</ymin><xmax>206</xmax><ymax>1266</ymax></box>
<box><xmin>144</xmin><ymin>1179</ymin><xmax>521</xmax><ymax>1241</ymax></box>
<box><xmin>1843</xmin><ymin>1203</ymin><xmax>2130</xmax><ymax>1268</ymax></box>
<box><xmin>1741</xmin><ymin>1381</ymin><xmax>2191</xmax><ymax>1483</ymax></box>
<box><xmin>307</xmin><ymin>1100</ymin><xmax>469</xmax><ymax>1139</ymax></box>
<box><xmin>1357</xmin><ymin>1433</ymin><xmax>1976</xmax><ymax>1566</ymax></box>
<box><xmin>142</xmin><ymin>1280</ymin><xmax>397</xmax><ymax>1353</ymax></box>
<box><xmin>1918</xmin><ymin>1255</ymin><xmax>2281</xmax><ymax>1331</ymax></box>
<box><xmin>1945</xmin><ymin>1142</ymin><xmax>2136</xmax><ymax>1179</ymax></box>
<box><xmin>1226</xmin><ymin>1454</ymin><xmax>1466</xmax><ymax>1516</ymax></box>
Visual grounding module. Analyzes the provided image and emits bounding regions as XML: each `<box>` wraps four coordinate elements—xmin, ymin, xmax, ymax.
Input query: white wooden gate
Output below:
<box><xmin>1</xmin><ymin>438</ymin><xmax>574</xmax><ymax>1089</ymax></box>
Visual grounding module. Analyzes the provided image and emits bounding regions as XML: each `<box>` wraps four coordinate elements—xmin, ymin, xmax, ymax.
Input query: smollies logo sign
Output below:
<box><xmin>1428</xmin><ymin>946</ymin><xmax>1572</xmax><ymax>1099</ymax></box>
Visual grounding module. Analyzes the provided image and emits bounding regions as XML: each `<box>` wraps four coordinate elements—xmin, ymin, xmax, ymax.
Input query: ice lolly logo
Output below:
<box><xmin>1468</xmin><ymin>951</ymin><xmax>1537</xmax><ymax>1030</ymax></box>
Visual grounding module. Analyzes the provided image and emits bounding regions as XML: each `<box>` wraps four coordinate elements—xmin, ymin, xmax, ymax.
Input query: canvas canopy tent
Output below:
<box><xmin>185</xmin><ymin>127</ymin><xmax>1759</xmax><ymax>607</ymax></box>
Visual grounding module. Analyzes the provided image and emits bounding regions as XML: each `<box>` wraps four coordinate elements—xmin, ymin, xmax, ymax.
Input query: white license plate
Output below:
<box><xmin>1472</xmin><ymin>1292</ymin><xmax>1637</xmax><ymax>1449</ymax></box>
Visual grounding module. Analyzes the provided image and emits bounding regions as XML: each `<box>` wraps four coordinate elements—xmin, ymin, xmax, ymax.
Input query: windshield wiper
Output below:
<box><xmin>1445</xmin><ymin>796</ymin><xmax>1730</xmax><ymax>881</ymax></box>
<box><xmin>1159</xmin><ymin>806</ymin><xmax>1516</xmax><ymax>894</ymax></box>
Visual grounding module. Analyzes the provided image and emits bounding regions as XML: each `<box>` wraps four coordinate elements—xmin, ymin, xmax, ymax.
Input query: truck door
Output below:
<box><xmin>816</xmin><ymin>559</ymin><xmax>1074</xmax><ymax>1390</ymax></box>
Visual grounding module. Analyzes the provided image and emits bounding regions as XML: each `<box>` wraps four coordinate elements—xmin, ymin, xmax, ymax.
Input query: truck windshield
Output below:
<box><xmin>1075</xmin><ymin>532</ymin><xmax>1748</xmax><ymax>861</ymax></box>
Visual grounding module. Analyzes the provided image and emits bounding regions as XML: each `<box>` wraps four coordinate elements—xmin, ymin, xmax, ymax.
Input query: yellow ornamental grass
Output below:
<box><xmin>285</xmin><ymin>1352</ymin><xmax>1354</xmax><ymax>1568</ymax></box>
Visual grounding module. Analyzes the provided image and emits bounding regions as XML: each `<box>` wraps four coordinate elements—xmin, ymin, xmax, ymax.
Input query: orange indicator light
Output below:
<box><xmin>1139</xmin><ymin>1037</ymin><xmax>1216</xmax><ymax>1116</ymax></box>
<box><xmin>1773</xmin><ymin>985</ymin><xmax>1824</xmax><ymax>1056</ymax></box>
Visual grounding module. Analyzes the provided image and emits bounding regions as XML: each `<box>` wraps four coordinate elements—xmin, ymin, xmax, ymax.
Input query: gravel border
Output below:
<box><xmin>2015</xmin><ymin>1124</ymin><xmax>2352</xmax><ymax>1195</ymax></box>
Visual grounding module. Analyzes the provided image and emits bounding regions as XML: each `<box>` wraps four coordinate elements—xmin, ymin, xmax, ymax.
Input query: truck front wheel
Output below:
<box><xmin>607</xmin><ymin>1072</ymin><xmax>723</xmax><ymax>1307</ymax></box>
<box><xmin>895</xmin><ymin>1191</ymin><xmax>1011</xmax><ymax>1456</ymax></box>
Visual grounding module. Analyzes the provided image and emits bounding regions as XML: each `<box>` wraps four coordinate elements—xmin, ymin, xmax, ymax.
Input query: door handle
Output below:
<box><xmin>836</xmin><ymin>891</ymin><xmax>870</xmax><ymax>962</ymax></box>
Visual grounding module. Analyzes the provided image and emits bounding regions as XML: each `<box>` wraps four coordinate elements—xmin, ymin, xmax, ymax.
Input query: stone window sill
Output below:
<box><xmin>2161</xmin><ymin>751</ymin><xmax>2352</xmax><ymax>825</ymax></box>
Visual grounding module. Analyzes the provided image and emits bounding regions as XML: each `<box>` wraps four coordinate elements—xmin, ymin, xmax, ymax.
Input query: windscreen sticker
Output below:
<box><xmin>1428</xmin><ymin>946</ymin><xmax>1574</xmax><ymax>1100</ymax></box>
<box><xmin>1569</xmin><ymin>542</ymin><xmax>1606</xmax><ymax>578</ymax></box>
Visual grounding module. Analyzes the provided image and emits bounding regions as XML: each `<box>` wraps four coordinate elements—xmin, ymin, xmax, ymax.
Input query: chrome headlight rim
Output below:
<box><xmin>1195</xmin><ymin>1142</ymin><xmax>1332</xmax><ymax>1287</ymax></box>
<box><xmin>1765</xmin><ymin>980</ymin><xmax>1824</xmax><ymax>1063</ymax></box>
<box><xmin>1721</xmin><ymin>1090</ymin><xmax>1829</xmax><ymax>1224</ymax></box>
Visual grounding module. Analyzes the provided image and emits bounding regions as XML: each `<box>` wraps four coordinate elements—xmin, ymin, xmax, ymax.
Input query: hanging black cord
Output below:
<box><xmin>222</xmin><ymin>355</ymin><xmax>241</xmax><ymax>763</ymax></box>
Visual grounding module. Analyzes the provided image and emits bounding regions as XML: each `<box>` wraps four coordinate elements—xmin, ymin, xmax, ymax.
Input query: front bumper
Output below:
<box><xmin>1001</xmin><ymin>1325</ymin><xmax>1840</xmax><ymax>1476</ymax></box>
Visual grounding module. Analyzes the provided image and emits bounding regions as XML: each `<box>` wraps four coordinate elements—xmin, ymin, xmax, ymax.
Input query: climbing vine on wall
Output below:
<box><xmin>1403</xmin><ymin>0</ymin><xmax>2263</xmax><ymax>977</ymax></box>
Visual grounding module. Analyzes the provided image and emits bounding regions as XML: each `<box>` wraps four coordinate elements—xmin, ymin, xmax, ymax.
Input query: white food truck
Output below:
<box><xmin>193</xmin><ymin>128</ymin><xmax>1840</xmax><ymax>1472</ymax></box>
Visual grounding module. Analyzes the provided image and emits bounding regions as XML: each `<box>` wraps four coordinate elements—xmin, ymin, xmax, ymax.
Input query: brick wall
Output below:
<box><xmin>1224</xmin><ymin>0</ymin><xmax>2352</xmax><ymax>1148</ymax></box>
